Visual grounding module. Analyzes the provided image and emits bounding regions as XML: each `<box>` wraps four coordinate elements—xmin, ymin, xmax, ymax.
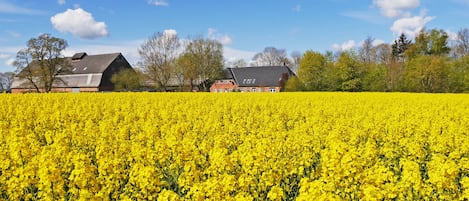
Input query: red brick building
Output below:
<box><xmin>210</xmin><ymin>66</ymin><xmax>296</xmax><ymax>93</ymax></box>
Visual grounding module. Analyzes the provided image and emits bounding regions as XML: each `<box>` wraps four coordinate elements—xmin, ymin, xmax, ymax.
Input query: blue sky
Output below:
<box><xmin>1</xmin><ymin>0</ymin><xmax>469</xmax><ymax>72</ymax></box>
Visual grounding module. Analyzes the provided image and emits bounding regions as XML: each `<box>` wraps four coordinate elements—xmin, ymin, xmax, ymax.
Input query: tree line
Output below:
<box><xmin>5</xmin><ymin>27</ymin><xmax>469</xmax><ymax>93</ymax></box>
<box><xmin>286</xmin><ymin>28</ymin><xmax>469</xmax><ymax>93</ymax></box>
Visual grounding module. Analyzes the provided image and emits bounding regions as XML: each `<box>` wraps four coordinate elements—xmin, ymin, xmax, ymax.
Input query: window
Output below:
<box><xmin>83</xmin><ymin>67</ymin><xmax>88</xmax><ymax>71</ymax></box>
<box><xmin>252</xmin><ymin>88</ymin><xmax>256</xmax><ymax>92</ymax></box>
<box><xmin>270</xmin><ymin>88</ymin><xmax>276</xmax><ymax>93</ymax></box>
<box><xmin>71</xmin><ymin>88</ymin><xmax>80</xmax><ymax>93</ymax></box>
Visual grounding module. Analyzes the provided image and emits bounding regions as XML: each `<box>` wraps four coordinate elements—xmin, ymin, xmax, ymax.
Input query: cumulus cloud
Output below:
<box><xmin>58</xmin><ymin>0</ymin><xmax>66</xmax><ymax>5</ymax></box>
<box><xmin>332</xmin><ymin>40</ymin><xmax>356</xmax><ymax>52</ymax></box>
<box><xmin>373</xmin><ymin>0</ymin><xmax>420</xmax><ymax>18</ymax></box>
<box><xmin>148</xmin><ymin>0</ymin><xmax>169</xmax><ymax>6</ymax></box>
<box><xmin>208</xmin><ymin>28</ymin><xmax>232</xmax><ymax>45</ymax></box>
<box><xmin>51</xmin><ymin>8</ymin><xmax>109</xmax><ymax>39</ymax></box>
<box><xmin>390</xmin><ymin>12</ymin><xmax>435</xmax><ymax>38</ymax></box>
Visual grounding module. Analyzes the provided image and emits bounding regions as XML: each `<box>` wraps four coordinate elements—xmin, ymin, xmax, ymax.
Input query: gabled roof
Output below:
<box><xmin>68</xmin><ymin>52</ymin><xmax>122</xmax><ymax>74</ymax></box>
<box><xmin>228</xmin><ymin>66</ymin><xmax>295</xmax><ymax>87</ymax></box>
<box><xmin>12</xmin><ymin>52</ymin><xmax>129</xmax><ymax>90</ymax></box>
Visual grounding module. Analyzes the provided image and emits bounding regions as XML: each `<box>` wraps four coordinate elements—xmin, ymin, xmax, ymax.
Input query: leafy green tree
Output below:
<box><xmin>298</xmin><ymin>51</ymin><xmax>328</xmax><ymax>91</ymax></box>
<box><xmin>361</xmin><ymin>64</ymin><xmax>387</xmax><ymax>91</ymax></box>
<box><xmin>111</xmin><ymin>68</ymin><xmax>142</xmax><ymax>91</ymax></box>
<box><xmin>448</xmin><ymin>55</ymin><xmax>469</xmax><ymax>92</ymax></box>
<box><xmin>13</xmin><ymin>34</ymin><xmax>71</xmax><ymax>92</ymax></box>
<box><xmin>406</xmin><ymin>29</ymin><xmax>450</xmax><ymax>58</ymax></box>
<box><xmin>404</xmin><ymin>55</ymin><xmax>449</xmax><ymax>92</ymax></box>
<box><xmin>333</xmin><ymin>52</ymin><xmax>362</xmax><ymax>91</ymax></box>
<box><xmin>175</xmin><ymin>53</ymin><xmax>197</xmax><ymax>91</ymax></box>
<box><xmin>184</xmin><ymin>36</ymin><xmax>224</xmax><ymax>91</ymax></box>
<box><xmin>284</xmin><ymin>76</ymin><xmax>303</xmax><ymax>92</ymax></box>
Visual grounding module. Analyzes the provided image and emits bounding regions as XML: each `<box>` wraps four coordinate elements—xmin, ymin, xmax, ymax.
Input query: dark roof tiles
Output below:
<box><xmin>229</xmin><ymin>66</ymin><xmax>295</xmax><ymax>87</ymax></box>
<box><xmin>68</xmin><ymin>53</ymin><xmax>121</xmax><ymax>74</ymax></box>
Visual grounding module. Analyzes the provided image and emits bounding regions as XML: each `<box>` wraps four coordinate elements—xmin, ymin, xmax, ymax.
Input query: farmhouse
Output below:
<box><xmin>210</xmin><ymin>66</ymin><xmax>296</xmax><ymax>93</ymax></box>
<box><xmin>11</xmin><ymin>52</ymin><xmax>133</xmax><ymax>93</ymax></box>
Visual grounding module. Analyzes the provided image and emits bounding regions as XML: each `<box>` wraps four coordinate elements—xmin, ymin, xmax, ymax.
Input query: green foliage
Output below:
<box><xmin>298</xmin><ymin>51</ymin><xmax>327</xmax><ymax>91</ymax></box>
<box><xmin>403</xmin><ymin>55</ymin><xmax>449</xmax><ymax>92</ymax></box>
<box><xmin>111</xmin><ymin>68</ymin><xmax>142</xmax><ymax>92</ymax></box>
<box><xmin>284</xmin><ymin>76</ymin><xmax>303</xmax><ymax>92</ymax></box>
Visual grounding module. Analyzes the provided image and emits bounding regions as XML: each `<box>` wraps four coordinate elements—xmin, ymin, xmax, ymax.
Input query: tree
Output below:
<box><xmin>184</xmin><ymin>37</ymin><xmax>224</xmax><ymax>91</ymax></box>
<box><xmin>284</xmin><ymin>76</ymin><xmax>303</xmax><ymax>92</ymax></box>
<box><xmin>0</xmin><ymin>72</ymin><xmax>14</xmax><ymax>92</ymax></box>
<box><xmin>290</xmin><ymin>51</ymin><xmax>302</xmax><ymax>73</ymax></box>
<box><xmin>111</xmin><ymin>68</ymin><xmax>142</xmax><ymax>91</ymax></box>
<box><xmin>404</xmin><ymin>55</ymin><xmax>449</xmax><ymax>92</ymax></box>
<box><xmin>13</xmin><ymin>33</ymin><xmax>70</xmax><ymax>93</ymax></box>
<box><xmin>448</xmin><ymin>55</ymin><xmax>469</xmax><ymax>92</ymax></box>
<box><xmin>391</xmin><ymin>33</ymin><xmax>412</xmax><ymax>61</ymax></box>
<box><xmin>359</xmin><ymin>36</ymin><xmax>374</xmax><ymax>64</ymax></box>
<box><xmin>139</xmin><ymin>30</ymin><xmax>180</xmax><ymax>91</ymax></box>
<box><xmin>452</xmin><ymin>28</ymin><xmax>469</xmax><ymax>57</ymax></box>
<box><xmin>175</xmin><ymin>52</ymin><xmax>197</xmax><ymax>91</ymax></box>
<box><xmin>297</xmin><ymin>51</ymin><xmax>327</xmax><ymax>91</ymax></box>
<box><xmin>406</xmin><ymin>29</ymin><xmax>451</xmax><ymax>58</ymax></box>
<box><xmin>251</xmin><ymin>47</ymin><xmax>291</xmax><ymax>66</ymax></box>
<box><xmin>333</xmin><ymin>51</ymin><xmax>362</xmax><ymax>91</ymax></box>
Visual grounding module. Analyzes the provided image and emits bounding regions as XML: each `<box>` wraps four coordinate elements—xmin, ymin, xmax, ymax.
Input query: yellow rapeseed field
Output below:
<box><xmin>1</xmin><ymin>92</ymin><xmax>469</xmax><ymax>200</ymax></box>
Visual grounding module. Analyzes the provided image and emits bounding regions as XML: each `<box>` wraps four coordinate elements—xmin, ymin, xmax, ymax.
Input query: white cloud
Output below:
<box><xmin>6</xmin><ymin>58</ymin><xmax>15</xmax><ymax>66</ymax></box>
<box><xmin>373</xmin><ymin>0</ymin><xmax>420</xmax><ymax>18</ymax></box>
<box><xmin>148</xmin><ymin>0</ymin><xmax>169</xmax><ymax>7</ymax></box>
<box><xmin>446</xmin><ymin>30</ymin><xmax>459</xmax><ymax>41</ymax></box>
<box><xmin>163</xmin><ymin>29</ymin><xmax>177</xmax><ymax>37</ymax></box>
<box><xmin>58</xmin><ymin>0</ymin><xmax>66</xmax><ymax>5</ymax></box>
<box><xmin>51</xmin><ymin>8</ymin><xmax>109</xmax><ymax>39</ymax></box>
<box><xmin>0</xmin><ymin>53</ymin><xmax>9</xmax><ymax>59</ymax></box>
<box><xmin>292</xmin><ymin>5</ymin><xmax>301</xmax><ymax>12</ymax></box>
<box><xmin>390</xmin><ymin>12</ymin><xmax>435</xmax><ymax>38</ymax></box>
<box><xmin>372</xmin><ymin>39</ymin><xmax>385</xmax><ymax>47</ymax></box>
<box><xmin>208</xmin><ymin>28</ymin><xmax>232</xmax><ymax>45</ymax></box>
<box><xmin>332</xmin><ymin>40</ymin><xmax>356</xmax><ymax>52</ymax></box>
<box><xmin>224</xmin><ymin>47</ymin><xmax>257</xmax><ymax>63</ymax></box>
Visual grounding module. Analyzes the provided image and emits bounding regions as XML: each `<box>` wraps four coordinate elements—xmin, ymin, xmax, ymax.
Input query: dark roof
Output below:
<box><xmin>68</xmin><ymin>52</ymin><xmax>122</xmax><ymax>74</ymax></box>
<box><xmin>229</xmin><ymin>66</ymin><xmax>295</xmax><ymax>87</ymax></box>
<box><xmin>72</xmin><ymin>52</ymin><xmax>87</xmax><ymax>60</ymax></box>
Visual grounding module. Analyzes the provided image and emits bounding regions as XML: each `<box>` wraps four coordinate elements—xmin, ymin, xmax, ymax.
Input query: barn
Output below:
<box><xmin>11</xmin><ymin>52</ymin><xmax>133</xmax><ymax>93</ymax></box>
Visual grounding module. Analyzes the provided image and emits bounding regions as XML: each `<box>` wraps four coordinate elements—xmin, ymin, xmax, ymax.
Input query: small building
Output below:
<box><xmin>11</xmin><ymin>52</ymin><xmax>133</xmax><ymax>93</ymax></box>
<box><xmin>210</xmin><ymin>66</ymin><xmax>296</xmax><ymax>93</ymax></box>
